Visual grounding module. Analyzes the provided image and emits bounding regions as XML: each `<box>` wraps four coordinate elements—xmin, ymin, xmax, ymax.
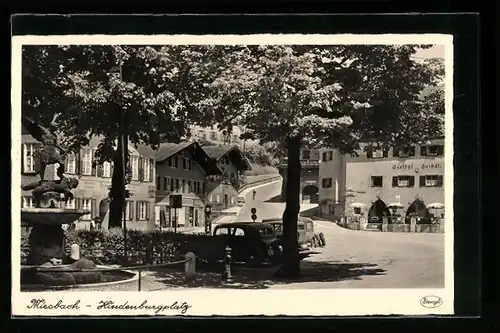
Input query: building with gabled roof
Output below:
<box><xmin>200</xmin><ymin>143</ymin><xmax>252</xmax><ymax>215</ymax></box>
<box><xmin>154</xmin><ymin>141</ymin><xmax>222</xmax><ymax>228</ymax></box>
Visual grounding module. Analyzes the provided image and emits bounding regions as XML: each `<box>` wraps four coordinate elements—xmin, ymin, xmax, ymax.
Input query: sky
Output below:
<box><xmin>414</xmin><ymin>45</ymin><xmax>445</xmax><ymax>59</ymax></box>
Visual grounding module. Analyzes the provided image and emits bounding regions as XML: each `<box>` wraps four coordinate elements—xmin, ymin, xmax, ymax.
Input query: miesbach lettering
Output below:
<box><xmin>27</xmin><ymin>299</ymin><xmax>81</xmax><ymax>310</ymax></box>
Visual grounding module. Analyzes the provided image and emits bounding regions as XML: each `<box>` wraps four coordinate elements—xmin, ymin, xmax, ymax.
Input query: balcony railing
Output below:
<box><xmin>279</xmin><ymin>159</ymin><xmax>320</xmax><ymax>168</ymax></box>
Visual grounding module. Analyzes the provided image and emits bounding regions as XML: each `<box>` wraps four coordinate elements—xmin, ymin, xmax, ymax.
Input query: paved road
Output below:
<box><xmin>268</xmin><ymin>219</ymin><xmax>445</xmax><ymax>289</ymax></box>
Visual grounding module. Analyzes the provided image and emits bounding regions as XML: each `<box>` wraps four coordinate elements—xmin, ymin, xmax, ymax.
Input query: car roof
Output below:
<box><xmin>215</xmin><ymin>222</ymin><xmax>273</xmax><ymax>229</ymax></box>
<box><xmin>262</xmin><ymin>218</ymin><xmax>306</xmax><ymax>224</ymax></box>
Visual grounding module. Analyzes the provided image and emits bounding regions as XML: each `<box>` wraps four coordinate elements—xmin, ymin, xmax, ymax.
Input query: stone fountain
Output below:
<box><xmin>20</xmin><ymin>117</ymin><xmax>132</xmax><ymax>289</ymax></box>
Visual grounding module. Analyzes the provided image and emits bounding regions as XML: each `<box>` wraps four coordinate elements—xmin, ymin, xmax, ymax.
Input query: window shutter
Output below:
<box><xmin>21</xmin><ymin>144</ymin><xmax>25</xmax><ymax>174</ymax></box>
<box><xmin>146</xmin><ymin>202</ymin><xmax>150</xmax><ymax>220</ymax></box>
<box><xmin>76</xmin><ymin>198</ymin><xmax>81</xmax><ymax>209</ymax></box>
<box><xmin>410</xmin><ymin>147</ymin><xmax>416</xmax><ymax>157</ymax></box>
<box><xmin>366</xmin><ymin>149</ymin><xmax>373</xmax><ymax>158</ymax></box>
<box><xmin>419</xmin><ymin>176</ymin><xmax>426</xmax><ymax>187</ymax></box>
<box><xmin>136</xmin><ymin>201</ymin><xmax>140</xmax><ymax>220</ymax></box>
<box><xmin>110</xmin><ymin>161</ymin><xmax>114</xmax><ymax>178</ymax></box>
<box><xmin>75</xmin><ymin>150</ymin><xmax>81</xmax><ymax>175</ymax></box>
<box><xmin>138</xmin><ymin>157</ymin><xmax>144</xmax><ymax>181</ymax></box>
<box><xmin>322</xmin><ymin>152</ymin><xmax>327</xmax><ymax>161</ymax></box>
<box><xmin>438</xmin><ymin>145</ymin><xmax>444</xmax><ymax>156</ymax></box>
<box><xmin>392</xmin><ymin>148</ymin><xmax>399</xmax><ymax>158</ymax></box>
<box><xmin>392</xmin><ymin>176</ymin><xmax>398</xmax><ymax>187</ymax></box>
<box><xmin>420</xmin><ymin>146</ymin><xmax>427</xmax><ymax>156</ymax></box>
<box><xmin>91</xmin><ymin>150</ymin><xmax>97</xmax><ymax>176</ymax></box>
<box><xmin>149</xmin><ymin>159</ymin><xmax>154</xmax><ymax>182</ymax></box>
<box><xmin>91</xmin><ymin>198</ymin><xmax>97</xmax><ymax>218</ymax></box>
<box><xmin>437</xmin><ymin>175</ymin><xmax>444</xmax><ymax>187</ymax></box>
<box><xmin>409</xmin><ymin>176</ymin><xmax>415</xmax><ymax>187</ymax></box>
<box><xmin>129</xmin><ymin>201</ymin><xmax>134</xmax><ymax>221</ymax></box>
<box><xmin>97</xmin><ymin>163</ymin><xmax>103</xmax><ymax>177</ymax></box>
<box><xmin>383</xmin><ymin>149</ymin><xmax>388</xmax><ymax>158</ymax></box>
<box><xmin>33</xmin><ymin>143</ymin><xmax>43</xmax><ymax>172</ymax></box>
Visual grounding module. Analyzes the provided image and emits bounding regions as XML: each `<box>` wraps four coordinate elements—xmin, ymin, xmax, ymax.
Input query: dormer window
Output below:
<box><xmin>366</xmin><ymin>147</ymin><xmax>388</xmax><ymax>159</ymax></box>
<box><xmin>393</xmin><ymin>146</ymin><xmax>415</xmax><ymax>158</ymax></box>
<box><xmin>421</xmin><ymin>144</ymin><xmax>444</xmax><ymax>157</ymax></box>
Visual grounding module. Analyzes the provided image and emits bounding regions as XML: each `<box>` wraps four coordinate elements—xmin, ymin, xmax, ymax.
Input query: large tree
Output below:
<box><xmin>22</xmin><ymin>45</ymin><xmax>219</xmax><ymax>229</ymax></box>
<box><xmin>199</xmin><ymin>45</ymin><xmax>444</xmax><ymax>277</ymax></box>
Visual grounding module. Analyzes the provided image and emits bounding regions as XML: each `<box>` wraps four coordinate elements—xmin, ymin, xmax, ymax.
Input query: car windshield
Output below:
<box><xmin>298</xmin><ymin>223</ymin><xmax>305</xmax><ymax>230</ymax></box>
<box><xmin>259</xmin><ymin>227</ymin><xmax>275</xmax><ymax>237</ymax></box>
<box><xmin>306</xmin><ymin>222</ymin><xmax>314</xmax><ymax>231</ymax></box>
<box><xmin>214</xmin><ymin>227</ymin><xmax>229</xmax><ymax>235</ymax></box>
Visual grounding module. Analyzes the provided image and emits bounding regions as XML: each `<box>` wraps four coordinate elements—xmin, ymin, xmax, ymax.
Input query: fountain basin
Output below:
<box><xmin>21</xmin><ymin>208</ymin><xmax>89</xmax><ymax>225</ymax></box>
<box><xmin>21</xmin><ymin>265</ymin><xmax>139</xmax><ymax>291</ymax></box>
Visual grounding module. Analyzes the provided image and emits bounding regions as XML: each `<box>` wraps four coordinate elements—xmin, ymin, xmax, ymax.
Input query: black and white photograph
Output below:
<box><xmin>12</xmin><ymin>33</ymin><xmax>453</xmax><ymax>316</ymax></box>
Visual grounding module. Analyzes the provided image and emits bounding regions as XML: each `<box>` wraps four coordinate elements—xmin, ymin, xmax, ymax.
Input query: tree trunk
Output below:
<box><xmin>108</xmin><ymin>134</ymin><xmax>128</xmax><ymax>229</ymax></box>
<box><xmin>277</xmin><ymin>135</ymin><xmax>301</xmax><ymax>278</ymax></box>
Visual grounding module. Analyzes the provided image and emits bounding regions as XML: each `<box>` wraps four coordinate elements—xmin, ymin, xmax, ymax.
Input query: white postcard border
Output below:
<box><xmin>11</xmin><ymin>33</ymin><xmax>454</xmax><ymax>316</ymax></box>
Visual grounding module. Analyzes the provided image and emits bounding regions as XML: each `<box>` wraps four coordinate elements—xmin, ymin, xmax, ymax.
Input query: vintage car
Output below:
<box><xmin>210</xmin><ymin>222</ymin><xmax>283</xmax><ymax>267</ymax></box>
<box><xmin>263</xmin><ymin>217</ymin><xmax>326</xmax><ymax>251</ymax></box>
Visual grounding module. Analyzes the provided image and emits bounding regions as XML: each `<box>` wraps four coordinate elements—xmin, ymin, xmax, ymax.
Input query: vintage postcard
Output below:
<box><xmin>11</xmin><ymin>33</ymin><xmax>454</xmax><ymax>316</ymax></box>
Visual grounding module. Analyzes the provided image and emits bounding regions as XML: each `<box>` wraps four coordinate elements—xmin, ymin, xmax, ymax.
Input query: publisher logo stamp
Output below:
<box><xmin>420</xmin><ymin>296</ymin><xmax>443</xmax><ymax>308</ymax></box>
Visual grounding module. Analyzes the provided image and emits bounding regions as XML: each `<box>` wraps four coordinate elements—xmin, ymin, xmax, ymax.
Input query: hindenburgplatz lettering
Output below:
<box><xmin>97</xmin><ymin>300</ymin><xmax>192</xmax><ymax>314</ymax></box>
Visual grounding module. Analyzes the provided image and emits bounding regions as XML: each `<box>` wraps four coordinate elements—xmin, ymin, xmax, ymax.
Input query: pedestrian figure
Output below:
<box><xmin>252</xmin><ymin>190</ymin><xmax>256</xmax><ymax>200</ymax></box>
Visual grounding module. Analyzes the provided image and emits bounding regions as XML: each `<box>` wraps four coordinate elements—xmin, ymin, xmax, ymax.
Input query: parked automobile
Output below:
<box><xmin>237</xmin><ymin>196</ymin><xmax>246</xmax><ymax>204</ymax></box>
<box><xmin>263</xmin><ymin>217</ymin><xmax>326</xmax><ymax>251</ymax></box>
<box><xmin>211</xmin><ymin>222</ymin><xmax>283</xmax><ymax>267</ymax></box>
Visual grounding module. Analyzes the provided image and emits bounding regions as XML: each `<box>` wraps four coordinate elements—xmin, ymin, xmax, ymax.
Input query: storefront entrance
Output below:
<box><xmin>302</xmin><ymin>185</ymin><xmax>319</xmax><ymax>204</ymax></box>
<box><xmin>405</xmin><ymin>199</ymin><xmax>431</xmax><ymax>224</ymax></box>
<box><xmin>368</xmin><ymin>199</ymin><xmax>391</xmax><ymax>223</ymax></box>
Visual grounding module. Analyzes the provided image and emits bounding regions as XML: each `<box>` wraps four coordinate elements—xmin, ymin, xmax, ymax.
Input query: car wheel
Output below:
<box><xmin>319</xmin><ymin>233</ymin><xmax>326</xmax><ymax>247</ymax></box>
<box><xmin>311</xmin><ymin>237</ymin><xmax>318</xmax><ymax>248</ymax></box>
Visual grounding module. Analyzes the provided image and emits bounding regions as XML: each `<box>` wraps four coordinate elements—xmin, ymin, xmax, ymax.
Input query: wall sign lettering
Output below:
<box><xmin>392</xmin><ymin>163</ymin><xmax>443</xmax><ymax>171</ymax></box>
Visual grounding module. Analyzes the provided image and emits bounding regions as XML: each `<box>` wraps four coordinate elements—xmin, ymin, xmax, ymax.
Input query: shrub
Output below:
<box><xmin>21</xmin><ymin>227</ymin><xmax>220</xmax><ymax>266</ymax></box>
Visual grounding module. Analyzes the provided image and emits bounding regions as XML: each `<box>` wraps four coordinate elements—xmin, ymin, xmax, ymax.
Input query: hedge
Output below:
<box><xmin>21</xmin><ymin>227</ymin><xmax>216</xmax><ymax>266</ymax></box>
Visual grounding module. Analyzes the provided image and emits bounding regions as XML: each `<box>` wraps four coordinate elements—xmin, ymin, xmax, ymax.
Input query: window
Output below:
<box><xmin>420</xmin><ymin>175</ymin><xmax>443</xmax><ymax>187</ymax></box>
<box><xmin>199</xmin><ymin>131</ymin><xmax>206</xmax><ymax>139</ymax></box>
<box><xmin>209</xmin><ymin>194</ymin><xmax>213</xmax><ymax>203</ymax></box>
<box><xmin>22</xmin><ymin>196</ymin><xmax>34</xmax><ymax>208</ymax></box>
<box><xmin>182</xmin><ymin>156</ymin><xmax>191</xmax><ymax>170</ymax></box>
<box><xmin>156</xmin><ymin>176</ymin><xmax>161</xmax><ymax>190</ymax></box>
<box><xmin>354</xmin><ymin>207</ymin><xmax>362</xmax><ymax>215</ymax></box>
<box><xmin>322</xmin><ymin>178</ymin><xmax>333</xmax><ymax>188</ymax></box>
<box><xmin>81</xmin><ymin>149</ymin><xmax>93</xmax><ymax>175</ymax></box>
<box><xmin>81</xmin><ymin>199</ymin><xmax>92</xmax><ymax>220</ymax></box>
<box><xmin>322</xmin><ymin>151</ymin><xmax>333</xmax><ymax>162</ymax></box>
<box><xmin>421</xmin><ymin>145</ymin><xmax>444</xmax><ymax>157</ymax></box>
<box><xmin>392</xmin><ymin>176</ymin><xmax>415</xmax><ymax>188</ymax></box>
<box><xmin>167</xmin><ymin>158</ymin><xmax>172</xmax><ymax>167</ymax></box>
<box><xmin>371</xmin><ymin>176</ymin><xmax>383</xmax><ymax>187</ymax></box>
<box><xmin>210</xmin><ymin>131</ymin><xmax>217</xmax><ymax>140</ymax></box>
<box><xmin>215</xmin><ymin>227</ymin><xmax>229</xmax><ymax>236</ymax></box>
<box><xmin>328</xmin><ymin>204</ymin><xmax>335</xmax><ymax>215</ymax></box>
<box><xmin>170</xmin><ymin>178</ymin><xmax>174</xmax><ymax>191</ymax></box>
<box><xmin>131</xmin><ymin>155</ymin><xmax>139</xmax><ymax>180</ymax></box>
<box><xmin>201</xmin><ymin>182</ymin><xmax>205</xmax><ymax>195</ymax></box>
<box><xmin>182</xmin><ymin>179</ymin><xmax>187</xmax><ymax>193</ymax></box>
<box><xmin>196</xmin><ymin>181</ymin><xmax>200</xmax><ymax>194</ymax></box>
<box><xmin>173</xmin><ymin>156</ymin><xmax>179</xmax><ymax>168</ymax></box>
<box><xmin>366</xmin><ymin>147</ymin><xmax>388</xmax><ymax>159</ymax></box>
<box><xmin>216</xmin><ymin>194</ymin><xmax>221</xmax><ymax>203</ymax></box>
<box><xmin>233</xmin><ymin>228</ymin><xmax>245</xmax><ymax>236</ymax></box>
<box><xmin>393</xmin><ymin>146</ymin><xmax>416</xmax><ymax>158</ymax></box>
<box><xmin>187</xmin><ymin>180</ymin><xmax>192</xmax><ymax>192</ymax></box>
<box><xmin>22</xmin><ymin>143</ymin><xmax>36</xmax><ymax>173</ymax></box>
<box><xmin>175</xmin><ymin>178</ymin><xmax>180</xmax><ymax>190</ymax></box>
<box><xmin>230</xmin><ymin>196</ymin><xmax>235</xmax><ymax>204</ymax></box>
<box><xmin>125</xmin><ymin>201</ymin><xmax>133</xmax><ymax>221</ymax></box>
<box><xmin>102</xmin><ymin>161</ymin><xmax>111</xmax><ymax>177</ymax></box>
<box><xmin>137</xmin><ymin>201</ymin><xmax>148</xmax><ymax>220</ymax></box>
<box><xmin>66</xmin><ymin>153</ymin><xmax>76</xmax><ymax>174</ymax></box>
<box><xmin>301</xmin><ymin>150</ymin><xmax>310</xmax><ymax>160</ymax></box>
<box><xmin>155</xmin><ymin>206</ymin><xmax>161</xmax><ymax>222</ymax></box>
<box><xmin>143</xmin><ymin>158</ymin><xmax>151</xmax><ymax>182</ymax></box>
<box><xmin>65</xmin><ymin>198</ymin><xmax>75</xmax><ymax>209</ymax></box>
